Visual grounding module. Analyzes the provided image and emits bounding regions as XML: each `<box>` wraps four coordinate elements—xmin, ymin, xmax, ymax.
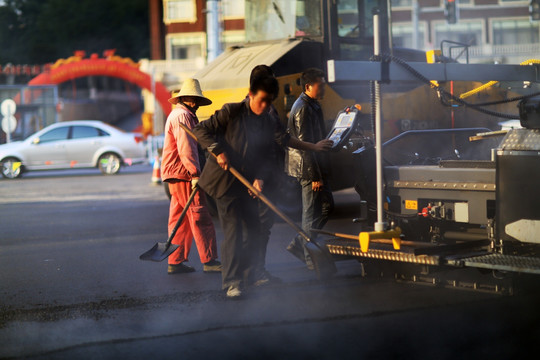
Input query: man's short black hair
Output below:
<box><xmin>250</xmin><ymin>65</ymin><xmax>275</xmax><ymax>84</ymax></box>
<box><xmin>301</xmin><ymin>68</ymin><xmax>325</xmax><ymax>91</ymax></box>
<box><xmin>250</xmin><ymin>75</ymin><xmax>279</xmax><ymax>100</ymax></box>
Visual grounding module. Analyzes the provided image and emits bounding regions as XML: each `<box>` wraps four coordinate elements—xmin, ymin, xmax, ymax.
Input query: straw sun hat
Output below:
<box><xmin>168</xmin><ymin>78</ymin><xmax>212</xmax><ymax>106</ymax></box>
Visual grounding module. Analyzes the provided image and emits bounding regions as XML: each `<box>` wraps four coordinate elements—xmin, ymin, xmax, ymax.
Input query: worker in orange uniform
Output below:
<box><xmin>161</xmin><ymin>78</ymin><xmax>222</xmax><ymax>274</ymax></box>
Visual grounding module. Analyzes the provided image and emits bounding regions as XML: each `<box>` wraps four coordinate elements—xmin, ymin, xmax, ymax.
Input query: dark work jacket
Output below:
<box><xmin>285</xmin><ymin>92</ymin><xmax>328</xmax><ymax>181</ymax></box>
<box><xmin>193</xmin><ymin>98</ymin><xmax>290</xmax><ymax>199</ymax></box>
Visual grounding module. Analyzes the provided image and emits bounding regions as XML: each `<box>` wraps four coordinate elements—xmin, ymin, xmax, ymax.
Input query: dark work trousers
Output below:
<box><xmin>216</xmin><ymin>182</ymin><xmax>261</xmax><ymax>290</ymax></box>
<box><xmin>299</xmin><ymin>179</ymin><xmax>334</xmax><ymax>258</ymax></box>
<box><xmin>253</xmin><ymin>192</ymin><xmax>276</xmax><ymax>280</ymax></box>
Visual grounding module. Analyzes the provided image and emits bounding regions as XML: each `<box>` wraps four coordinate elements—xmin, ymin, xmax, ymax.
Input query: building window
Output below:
<box><xmin>168</xmin><ymin>33</ymin><xmax>206</xmax><ymax>60</ymax></box>
<box><xmin>437</xmin><ymin>0</ymin><xmax>473</xmax><ymax>5</ymax></box>
<box><xmin>393</xmin><ymin>22</ymin><xmax>426</xmax><ymax>50</ymax></box>
<box><xmin>391</xmin><ymin>0</ymin><xmax>412</xmax><ymax>7</ymax></box>
<box><xmin>434</xmin><ymin>21</ymin><xmax>484</xmax><ymax>47</ymax></box>
<box><xmin>245</xmin><ymin>0</ymin><xmax>321</xmax><ymax>43</ymax></box>
<box><xmin>221</xmin><ymin>30</ymin><xmax>246</xmax><ymax>48</ymax></box>
<box><xmin>338</xmin><ymin>0</ymin><xmax>359</xmax><ymax>37</ymax></box>
<box><xmin>170</xmin><ymin>43</ymin><xmax>201</xmax><ymax>60</ymax></box>
<box><xmin>392</xmin><ymin>0</ymin><xmax>472</xmax><ymax>8</ymax></box>
<box><xmin>493</xmin><ymin>19</ymin><xmax>540</xmax><ymax>45</ymax></box>
<box><xmin>164</xmin><ymin>0</ymin><xmax>197</xmax><ymax>24</ymax></box>
<box><xmin>223</xmin><ymin>0</ymin><xmax>245</xmax><ymax>19</ymax></box>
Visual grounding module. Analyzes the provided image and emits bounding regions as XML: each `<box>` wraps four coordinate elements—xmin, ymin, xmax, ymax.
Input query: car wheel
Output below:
<box><xmin>98</xmin><ymin>153</ymin><xmax>122</xmax><ymax>175</ymax></box>
<box><xmin>1</xmin><ymin>157</ymin><xmax>23</xmax><ymax>179</ymax></box>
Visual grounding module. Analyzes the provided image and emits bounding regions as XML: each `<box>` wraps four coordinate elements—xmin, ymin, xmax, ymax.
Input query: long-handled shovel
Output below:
<box><xmin>139</xmin><ymin>185</ymin><xmax>199</xmax><ymax>262</ymax></box>
<box><xmin>178</xmin><ymin>122</ymin><xmax>337</xmax><ymax>279</ymax></box>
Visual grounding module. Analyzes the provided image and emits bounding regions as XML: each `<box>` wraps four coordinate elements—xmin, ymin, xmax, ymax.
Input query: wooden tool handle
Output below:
<box><xmin>167</xmin><ymin>185</ymin><xmax>199</xmax><ymax>246</ymax></box>
<box><xmin>178</xmin><ymin>122</ymin><xmax>311</xmax><ymax>243</ymax></box>
<box><xmin>310</xmin><ymin>228</ymin><xmax>435</xmax><ymax>247</ymax></box>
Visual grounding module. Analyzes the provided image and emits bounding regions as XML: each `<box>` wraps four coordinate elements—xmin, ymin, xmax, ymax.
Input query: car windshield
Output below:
<box><xmin>38</xmin><ymin>127</ymin><xmax>69</xmax><ymax>143</ymax></box>
<box><xmin>71</xmin><ymin>126</ymin><xmax>101</xmax><ymax>139</ymax></box>
<box><xmin>245</xmin><ymin>0</ymin><xmax>322</xmax><ymax>43</ymax></box>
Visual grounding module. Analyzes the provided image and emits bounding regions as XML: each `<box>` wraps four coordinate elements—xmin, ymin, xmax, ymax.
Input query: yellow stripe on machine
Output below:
<box><xmin>197</xmin><ymin>87</ymin><xmax>249</xmax><ymax>121</ymax></box>
<box><xmin>459</xmin><ymin>59</ymin><xmax>540</xmax><ymax>99</ymax></box>
<box><xmin>359</xmin><ymin>227</ymin><xmax>402</xmax><ymax>253</ymax></box>
<box><xmin>425</xmin><ymin>49</ymin><xmax>441</xmax><ymax>88</ymax></box>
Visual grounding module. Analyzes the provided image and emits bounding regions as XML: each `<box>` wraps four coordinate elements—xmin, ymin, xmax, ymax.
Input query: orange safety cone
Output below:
<box><xmin>151</xmin><ymin>155</ymin><xmax>162</xmax><ymax>185</ymax></box>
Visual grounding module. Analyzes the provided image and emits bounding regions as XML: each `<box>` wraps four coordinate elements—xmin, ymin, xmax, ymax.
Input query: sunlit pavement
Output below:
<box><xmin>1</xmin><ymin>168</ymin><xmax>539</xmax><ymax>359</ymax></box>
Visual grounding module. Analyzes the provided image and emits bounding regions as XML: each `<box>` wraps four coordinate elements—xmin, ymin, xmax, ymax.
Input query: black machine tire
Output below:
<box><xmin>97</xmin><ymin>152</ymin><xmax>122</xmax><ymax>175</ymax></box>
<box><xmin>1</xmin><ymin>157</ymin><xmax>24</xmax><ymax>179</ymax></box>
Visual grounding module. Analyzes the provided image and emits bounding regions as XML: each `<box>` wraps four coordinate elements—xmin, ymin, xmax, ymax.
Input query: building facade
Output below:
<box><xmin>391</xmin><ymin>0</ymin><xmax>539</xmax><ymax>64</ymax></box>
<box><xmin>149</xmin><ymin>1</ymin><xmax>538</xmax><ymax>67</ymax></box>
<box><xmin>143</xmin><ymin>0</ymin><xmax>538</xmax><ymax>133</ymax></box>
<box><xmin>149</xmin><ymin>0</ymin><xmax>245</xmax><ymax>63</ymax></box>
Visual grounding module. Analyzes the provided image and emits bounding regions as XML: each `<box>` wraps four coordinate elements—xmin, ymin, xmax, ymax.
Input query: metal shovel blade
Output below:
<box><xmin>305</xmin><ymin>240</ymin><xmax>337</xmax><ymax>280</ymax></box>
<box><xmin>139</xmin><ymin>243</ymin><xmax>180</xmax><ymax>262</ymax></box>
<box><xmin>140</xmin><ymin>186</ymin><xmax>199</xmax><ymax>262</ymax></box>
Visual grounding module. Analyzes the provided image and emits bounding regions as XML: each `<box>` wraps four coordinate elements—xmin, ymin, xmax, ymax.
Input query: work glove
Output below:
<box><xmin>312</xmin><ymin>180</ymin><xmax>323</xmax><ymax>192</ymax></box>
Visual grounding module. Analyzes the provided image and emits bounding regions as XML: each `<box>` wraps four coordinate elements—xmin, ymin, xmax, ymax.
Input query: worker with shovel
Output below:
<box><xmin>247</xmin><ymin>65</ymin><xmax>283</xmax><ymax>287</ymax></box>
<box><xmin>241</xmin><ymin>65</ymin><xmax>334</xmax><ymax>287</ymax></box>
<box><xmin>161</xmin><ymin>79</ymin><xmax>222</xmax><ymax>275</ymax></box>
<box><xmin>193</xmin><ymin>75</ymin><xmax>333</xmax><ymax>298</ymax></box>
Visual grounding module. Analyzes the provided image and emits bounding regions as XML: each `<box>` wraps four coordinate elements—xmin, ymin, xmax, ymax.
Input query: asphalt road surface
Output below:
<box><xmin>1</xmin><ymin>166</ymin><xmax>540</xmax><ymax>359</ymax></box>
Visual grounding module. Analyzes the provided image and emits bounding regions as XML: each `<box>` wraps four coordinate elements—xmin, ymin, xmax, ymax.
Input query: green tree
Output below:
<box><xmin>0</xmin><ymin>0</ymin><xmax>149</xmax><ymax>64</ymax></box>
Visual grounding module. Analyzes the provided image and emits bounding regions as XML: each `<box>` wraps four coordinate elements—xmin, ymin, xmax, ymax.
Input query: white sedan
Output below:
<box><xmin>0</xmin><ymin>120</ymin><xmax>146</xmax><ymax>179</ymax></box>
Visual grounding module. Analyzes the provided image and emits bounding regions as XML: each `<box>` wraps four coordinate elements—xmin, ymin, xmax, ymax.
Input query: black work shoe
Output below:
<box><xmin>253</xmin><ymin>272</ymin><xmax>282</xmax><ymax>287</ymax></box>
<box><xmin>203</xmin><ymin>260</ymin><xmax>222</xmax><ymax>273</ymax></box>
<box><xmin>167</xmin><ymin>263</ymin><xmax>195</xmax><ymax>274</ymax></box>
<box><xmin>305</xmin><ymin>255</ymin><xmax>314</xmax><ymax>271</ymax></box>
<box><xmin>286</xmin><ymin>240</ymin><xmax>307</xmax><ymax>264</ymax></box>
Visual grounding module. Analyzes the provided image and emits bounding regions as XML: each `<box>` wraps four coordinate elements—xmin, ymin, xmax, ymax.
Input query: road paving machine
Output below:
<box><xmin>319</xmin><ymin>10</ymin><xmax>540</xmax><ymax>294</ymax></box>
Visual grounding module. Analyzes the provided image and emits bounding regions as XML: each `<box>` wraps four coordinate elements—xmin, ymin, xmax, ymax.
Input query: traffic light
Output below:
<box><xmin>444</xmin><ymin>0</ymin><xmax>458</xmax><ymax>25</ymax></box>
<box><xmin>531</xmin><ymin>0</ymin><xmax>540</xmax><ymax>22</ymax></box>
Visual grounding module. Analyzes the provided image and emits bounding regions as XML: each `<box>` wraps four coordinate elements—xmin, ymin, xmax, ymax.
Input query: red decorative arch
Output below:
<box><xmin>28</xmin><ymin>54</ymin><xmax>172</xmax><ymax>117</ymax></box>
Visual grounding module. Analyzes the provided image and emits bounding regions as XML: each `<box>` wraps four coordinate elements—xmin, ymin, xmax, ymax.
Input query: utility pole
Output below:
<box><xmin>206</xmin><ymin>0</ymin><xmax>223</xmax><ymax>62</ymax></box>
<box><xmin>373</xmin><ymin>9</ymin><xmax>387</xmax><ymax>232</ymax></box>
<box><xmin>412</xmin><ymin>0</ymin><xmax>420</xmax><ymax>50</ymax></box>
<box><xmin>151</xmin><ymin>67</ymin><xmax>157</xmax><ymax>136</ymax></box>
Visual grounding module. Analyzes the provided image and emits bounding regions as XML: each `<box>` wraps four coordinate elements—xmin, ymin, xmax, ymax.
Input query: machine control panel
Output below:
<box><xmin>417</xmin><ymin>201</ymin><xmax>469</xmax><ymax>223</ymax></box>
<box><xmin>326</xmin><ymin>105</ymin><xmax>361</xmax><ymax>151</ymax></box>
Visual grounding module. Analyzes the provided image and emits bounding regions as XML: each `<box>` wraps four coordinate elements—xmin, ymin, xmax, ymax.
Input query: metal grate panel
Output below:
<box><xmin>392</xmin><ymin>180</ymin><xmax>495</xmax><ymax>192</ymax></box>
<box><xmin>463</xmin><ymin>253</ymin><xmax>540</xmax><ymax>274</ymax></box>
<box><xmin>500</xmin><ymin>129</ymin><xmax>540</xmax><ymax>151</ymax></box>
<box><xmin>326</xmin><ymin>239</ymin><xmax>441</xmax><ymax>266</ymax></box>
<box><xmin>439</xmin><ymin>160</ymin><xmax>495</xmax><ymax>169</ymax></box>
